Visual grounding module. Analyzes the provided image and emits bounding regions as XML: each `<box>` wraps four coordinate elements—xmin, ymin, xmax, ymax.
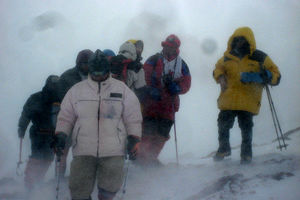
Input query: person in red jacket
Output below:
<box><xmin>137</xmin><ymin>34</ymin><xmax>191</xmax><ymax>166</ymax></box>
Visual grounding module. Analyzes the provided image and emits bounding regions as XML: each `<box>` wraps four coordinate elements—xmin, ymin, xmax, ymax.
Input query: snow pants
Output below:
<box><xmin>25</xmin><ymin>130</ymin><xmax>55</xmax><ymax>190</ymax></box>
<box><xmin>217</xmin><ymin>110</ymin><xmax>253</xmax><ymax>157</ymax></box>
<box><xmin>137</xmin><ymin>117</ymin><xmax>173</xmax><ymax>166</ymax></box>
<box><xmin>69</xmin><ymin>156</ymin><xmax>124</xmax><ymax>200</ymax></box>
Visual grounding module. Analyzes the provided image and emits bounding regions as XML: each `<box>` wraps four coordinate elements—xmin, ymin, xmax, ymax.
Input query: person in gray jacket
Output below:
<box><xmin>54</xmin><ymin>50</ymin><xmax>142</xmax><ymax>200</ymax></box>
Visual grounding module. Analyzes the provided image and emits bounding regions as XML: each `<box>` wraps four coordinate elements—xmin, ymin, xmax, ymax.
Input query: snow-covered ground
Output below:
<box><xmin>1</xmin><ymin>131</ymin><xmax>299</xmax><ymax>200</ymax></box>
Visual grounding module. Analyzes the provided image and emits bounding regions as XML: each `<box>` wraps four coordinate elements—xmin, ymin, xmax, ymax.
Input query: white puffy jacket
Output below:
<box><xmin>55</xmin><ymin>75</ymin><xmax>142</xmax><ymax>157</ymax></box>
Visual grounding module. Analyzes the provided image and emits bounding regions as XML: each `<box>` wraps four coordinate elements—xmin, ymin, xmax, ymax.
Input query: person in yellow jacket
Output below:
<box><xmin>213</xmin><ymin>27</ymin><xmax>281</xmax><ymax>164</ymax></box>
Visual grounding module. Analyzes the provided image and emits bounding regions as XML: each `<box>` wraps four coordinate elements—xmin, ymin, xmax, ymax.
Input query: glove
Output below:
<box><xmin>162</xmin><ymin>73</ymin><xmax>173</xmax><ymax>86</ymax></box>
<box><xmin>127</xmin><ymin>135</ymin><xmax>141</xmax><ymax>160</ymax></box>
<box><xmin>260</xmin><ymin>69</ymin><xmax>272</xmax><ymax>84</ymax></box>
<box><xmin>149</xmin><ymin>87</ymin><xmax>161</xmax><ymax>101</ymax></box>
<box><xmin>18</xmin><ymin>127</ymin><xmax>25</xmax><ymax>138</ymax></box>
<box><xmin>240</xmin><ymin>70</ymin><xmax>272</xmax><ymax>84</ymax></box>
<box><xmin>166</xmin><ymin>81</ymin><xmax>181</xmax><ymax>95</ymax></box>
<box><xmin>53</xmin><ymin>132</ymin><xmax>68</xmax><ymax>157</ymax></box>
<box><xmin>163</xmin><ymin>74</ymin><xmax>181</xmax><ymax>95</ymax></box>
<box><xmin>127</xmin><ymin>61</ymin><xmax>142</xmax><ymax>73</ymax></box>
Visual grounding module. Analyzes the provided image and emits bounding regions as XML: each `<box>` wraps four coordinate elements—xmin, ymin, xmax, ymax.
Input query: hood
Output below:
<box><xmin>226</xmin><ymin>27</ymin><xmax>256</xmax><ymax>55</ymax></box>
<box><xmin>119</xmin><ymin>41</ymin><xmax>137</xmax><ymax>61</ymax></box>
<box><xmin>42</xmin><ymin>75</ymin><xmax>60</xmax><ymax>103</ymax></box>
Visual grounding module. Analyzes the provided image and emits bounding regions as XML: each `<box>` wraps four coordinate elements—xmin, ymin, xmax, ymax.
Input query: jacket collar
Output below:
<box><xmin>87</xmin><ymin>74</ymin><xmax>112</xmax><ymax>92</ymax></box>
<box><xmin>224</xmin><ymin>51</ymin><xmax>249</xmax><ymax>62</ymax></box>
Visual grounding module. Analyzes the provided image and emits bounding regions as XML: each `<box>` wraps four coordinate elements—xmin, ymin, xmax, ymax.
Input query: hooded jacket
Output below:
<box><xmin>213</xmin><ymin>27</ymin><xmax>281</xmax><ymax>114</ymax></box>
<box><xmin>55</xmin><ymin>76</ymin><xmax>142</xmax><ymax>157</ymax></box>
<box><xmin>58</xmin><ymin>50</ymin><xmax>93</xmax><ymax>101</ymax></box>
<box><xmin>111</xmin><ymin>42</ymin><xmax>147</xmax><ymax>101</ymax></box>
<box><xmin>18</xmin><ymin>75</ymin><xmax>60</xmax><ymax>136</ymax></box>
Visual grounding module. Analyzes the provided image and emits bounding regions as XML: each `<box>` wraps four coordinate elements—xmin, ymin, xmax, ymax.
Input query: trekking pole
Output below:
<box><xmin>56</xmin><ymin>154</ymin><xmax>62</xmax><ymax>200</ymax></box>
<box><xmin>172</xmin><ymin>98</ymin><xmax>179</xmax><ymax>166</ymax></box>
<box><xmin>173</xmin><ymin>116</ymin><xmax>179</xmax><ymax>166</ymax></box>
<box><xmin>16</xmin><ymin>138</ymin><xmax>24</xmax><ymax>176</ymax></box>
<box><xmin>265</xmin><ymin>85</ymin><xmax>287</xmax><ymax>150</ymax></box>
<box><xmin>259</xmin><ymin>62</ymin><xmax>287</xmax><ymax>150</ymax></box>
<box><xmin>122</xmin><ymin>160</ymin><xmax>130</xmax><ymax>194</ymax></box>
<box><xmin>117</xmin><ymin>158</ymin><xmax>130</xmax><ymax>200</ymax></box>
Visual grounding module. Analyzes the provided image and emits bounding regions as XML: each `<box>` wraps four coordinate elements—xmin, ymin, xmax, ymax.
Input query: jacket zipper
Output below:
<box><xmin>97</xmin><ymin>82</ymin><xmax>101</xmax><ymax>157</ymax></box>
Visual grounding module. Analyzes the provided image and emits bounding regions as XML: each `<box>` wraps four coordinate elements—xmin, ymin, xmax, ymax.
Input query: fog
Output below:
<box><xmin>0</xmin><ymin>0</ymin><xmax>300</xmax><ymax>180</ymax></box>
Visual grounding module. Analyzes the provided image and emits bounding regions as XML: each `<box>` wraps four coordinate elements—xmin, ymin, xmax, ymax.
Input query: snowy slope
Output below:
<box><xmin>1</xmin><ymin>131</ymin><xmax>299</xmax><ymax>200</ymax></box>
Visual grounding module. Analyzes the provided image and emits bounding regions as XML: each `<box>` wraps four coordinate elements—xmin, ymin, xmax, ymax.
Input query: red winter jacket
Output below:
<box><xmin>142</xmin><ymin>53</ymin><xmax>191</xmax><ymax>120</ymax></box>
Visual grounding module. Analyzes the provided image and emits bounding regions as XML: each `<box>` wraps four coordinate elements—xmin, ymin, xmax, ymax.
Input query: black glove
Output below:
<box><xmin>127</xmin><ymin>61</ymin><xmax>142</xmax><ymax>73</ymax></box>
<box><xmin>163</xmin><ymin>74</ymin><xmax>181</xmax><ymax>95</ymax></box>
<box><xmin>53</xmin><ymin>132</ymin><xmax>68</xmax><ymax>157</ymax></box>
<box><xmin>127</xmin><ymin>135</ymin><xmax>141</xmax><ymax>160</ymax></box>
<box><xmin>162</xmin><ymin>74</ymin><xmax>173</xmax><ymax>86</ymax></box>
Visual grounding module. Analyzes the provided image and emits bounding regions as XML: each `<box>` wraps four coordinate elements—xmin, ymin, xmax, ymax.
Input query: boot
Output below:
<box><xmin>213</xmin><ymin>150</ymin><xmax>231</xmax><ymax>161</ymax></box>
<box><xmin>240</xmin><ymin>155</ymin><xmax>252</xmax><ymax>164</ymax></box>
<box><xmin>213</xmin><ymin>143</ymin><xmax>231</xmax><ymax>161</ymax></box>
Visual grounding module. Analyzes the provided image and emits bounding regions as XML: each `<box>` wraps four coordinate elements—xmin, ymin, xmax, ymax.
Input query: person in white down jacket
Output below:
<box><xmin>53</xmin><ymin>49</ymin><xmax>142</xmax><ymax>200</ymax></box>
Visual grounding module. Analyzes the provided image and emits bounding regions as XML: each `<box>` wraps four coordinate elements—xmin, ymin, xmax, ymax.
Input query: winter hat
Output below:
<box><xmin>161</xmin><ymin>34</ymin><xmax>181</xmax><ymax>48</ymax></box>
<box><xmin>88</xmin><ymin>49</ymin><xmax>110</xmax><ymax>76</ymax></box>
<box><xmin>127</xmin><ymin>39</ymin><xmax>144</xmax><ymax>50</ymax></box>
<box><xmin>103</xmin><ymin>49</ymin><xmax>116</xmax><ymax>57</ymax></box>
<box><xmin>76</xmin><ymin>49</ymin><xmax>93</xmax><ymax>65</ymax></box>
<box><xmin>118</xmin><ymin>41</ymin><xmax>137</xmax><ymax>61</ymax></box>
<box><xmin>128</xmin><ymin>39</ymin><xmax>144</xmax><ymax>52</ymax></box>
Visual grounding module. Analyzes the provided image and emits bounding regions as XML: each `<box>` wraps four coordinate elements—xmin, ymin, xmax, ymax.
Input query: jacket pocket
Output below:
<box><xmin>101</xmin><ymin>98</ymin><xmax>123</xmax><ymax>119</ymax></box>
<box><xmin>72</xmin><ymin>126</ymin><xmax>80</xmax><ymax>148</ymax></box>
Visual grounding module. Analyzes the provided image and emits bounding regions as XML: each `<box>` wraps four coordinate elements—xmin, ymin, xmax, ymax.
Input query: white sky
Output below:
<box><xmin>0</xmin><ymin>0</ymin><xmax>300</xmax><ymax>176</ymax></box>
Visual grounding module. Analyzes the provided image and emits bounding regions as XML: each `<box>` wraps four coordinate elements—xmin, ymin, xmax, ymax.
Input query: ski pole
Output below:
<box><xmin>117</xmin><ymin>158</ymin><xmax>130</xmax><ymax>200</ymax></box>
<box><xmin>259</xmin><ymin>62</ymin><xmax>287</xmax><ymax>150</ymax></box>
<box><xmin>56</xmin><ymin>154</ymin><xmax>62</xmax><ymax>200</ymax></box>
<box><xmin>172</xmin><ymin>98</ymin><xmax>179</xmax><ymax>166</ymax></box>
<box><xmin>265</xmin><ymin>85</ymin><xmax>287</xmax><ymax>150</ymax></box>
<box><xmin>122</xmin><ymin>158</ymin><xmax>130</xmax><ymax>194</ymax></box>
<box><xmin>16</xmin><ymin>138</ymin><xmax>23</xmax><ymax>176</ymax></box>
<box><xmin>173</xmin><ymin>116</ymin><xmax>179</xmax><ymax>166</ymax></box>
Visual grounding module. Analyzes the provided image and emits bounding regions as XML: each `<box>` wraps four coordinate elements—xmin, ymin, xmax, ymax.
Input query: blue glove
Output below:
<box><xmin>260</xmin><ymin>69</ymin><xmax>272</xmax><ymax>84</ymax></box>
<box><xmin>149</xmin><ymin>87</ymin><xmax>161</xmax><ymax>101</ymax></box>
<box><xmin>167</xmin><ymin>82</ymin><xmax>181</xmax><ymax>95</ymax></box>
<box><xmin>241</xmin><ymin>70</ymin><xmax>272</xmax><ymax>84</ymax></box>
